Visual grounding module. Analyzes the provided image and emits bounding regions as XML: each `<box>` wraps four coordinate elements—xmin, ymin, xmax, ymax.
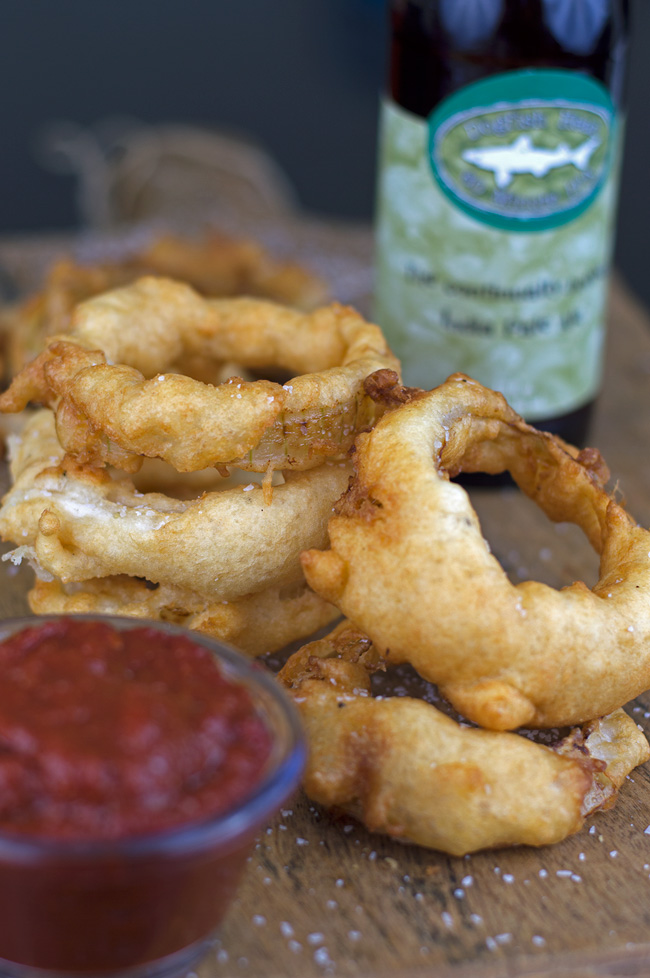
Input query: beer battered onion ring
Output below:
<box><xmin>278</xmin><ymin>622</ymin><xmax>650</xmax><ymax>856</ymax></box>
<box><xmin>0</xmin><ymin>411</ymin><xmax>351</xmax><ymax>601</ymax></box>
<box><xmin>27</xmin><ymin>577</ymin><xmax>337</xmax><ymax>658</ymax></box>
<box><xmin>0</xmin><ymin>277</ymin><xmax>399</xmax><ymax>473</ymax></box>
<box><xmin>0</xmin><ymin>230</ymin><xmax>328</xmax><ymax>380</ymax></box>
<box><xmin>301</xmin><ymin>373</ymin><xmax>650</xmax><ymax>731</ymax></box>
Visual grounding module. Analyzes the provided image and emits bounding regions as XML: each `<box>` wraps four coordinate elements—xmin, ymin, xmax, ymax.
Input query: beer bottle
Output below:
<box><xmin>373</xmin><ymin>0</ymin><xmax>629</xmax><ymax>445</ymax></box>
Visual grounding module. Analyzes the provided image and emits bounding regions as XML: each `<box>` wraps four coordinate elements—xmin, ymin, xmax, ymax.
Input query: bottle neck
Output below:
<box><xmin>389</xmin><ymin>0</ymin><xmax>629</xmax><ymax>117</ymax></box>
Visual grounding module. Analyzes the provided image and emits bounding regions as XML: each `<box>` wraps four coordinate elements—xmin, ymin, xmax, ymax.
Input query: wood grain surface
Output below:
<box><xmin>1</xmin><ymin>227</ymin><xmax>650</xmax><ymax>978</ymax></box>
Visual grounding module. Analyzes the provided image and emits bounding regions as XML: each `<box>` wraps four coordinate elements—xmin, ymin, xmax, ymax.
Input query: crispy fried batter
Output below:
<box><xmin>0</xmin><ymin>411</ymin><xmax>351</xmax><ymax>601</ymax></box>
<box><xmin>0</xmin><ymin>279</ymin><xmax>399</xmax><ymax>473</ymax></box>
<box><xmin>0</xmin><ymin>231</ymin><xmax>328</xmax><ymax>378</ymax></box>
<box><xmin>28</xmin><ymin>576</ymin><xmax>338</xmax><ymax>657</ymax></box>
<box><xmin>279</xmin><ymin>622</ymin><xmax>650</xmax><ymax>855</ymax></box>
<box><xmin>301</xmin><ymin>374</ymin><xmax>650</xmax><ymax>730</ymax></box>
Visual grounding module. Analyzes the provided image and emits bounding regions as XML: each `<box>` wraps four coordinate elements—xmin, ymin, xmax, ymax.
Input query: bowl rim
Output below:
<box><xmin>0</xmin><ymin>614</ymin><xmax>306</xmax><ymax>862</ymax></box>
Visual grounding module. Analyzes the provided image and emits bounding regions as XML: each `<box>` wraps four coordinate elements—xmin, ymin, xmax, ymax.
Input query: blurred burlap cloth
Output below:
<box><xmin>0</xmin><ymin>123</ymin><xmax>373</xmax><ymax>311</ymax></box>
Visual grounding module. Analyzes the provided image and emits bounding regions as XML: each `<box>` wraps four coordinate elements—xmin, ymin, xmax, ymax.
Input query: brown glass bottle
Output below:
<box><xmin>376</xmin><ymin>0</ymin><xmax>630</xmax><ymax>447</ymax></box>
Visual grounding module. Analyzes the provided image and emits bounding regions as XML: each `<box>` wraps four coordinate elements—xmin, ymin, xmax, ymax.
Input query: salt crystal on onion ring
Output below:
<box><xmin>301</xmin><ymin>373</ymin><xmax>650</xmax><ymax>730</ymax></box>
<box><xmin>0</xmin><ymin>277</ymin><xmax>399</xmax><ymax>473</ymax></box>
<box><xmin>279</xmin><ymin>621</ymin><xmax>650</xmax><ymax>855</ymax></box>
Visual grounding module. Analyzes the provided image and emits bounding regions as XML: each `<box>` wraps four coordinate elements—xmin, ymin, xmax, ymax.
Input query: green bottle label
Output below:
<box><xmin>373</xmin><ymin>69</ymin><xmax>621</xmax><ymax>419</ymax></box>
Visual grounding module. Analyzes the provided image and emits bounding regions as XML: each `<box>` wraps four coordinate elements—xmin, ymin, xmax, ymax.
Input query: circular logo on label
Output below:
<box><xmin>428</xmin><ymin>70</ymin><xmax>615</xmax><ymax>232</ymax></box>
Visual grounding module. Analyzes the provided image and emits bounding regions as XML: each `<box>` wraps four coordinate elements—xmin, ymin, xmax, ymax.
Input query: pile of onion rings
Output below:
<box><xmin>279</xmin><ymin>621</ymin><xmax>650</xmax><ymax>856</ymax></box>
<box><xmin>0</xmin><ymin>264</ymin><xmax>399</xmax><ymax>654</ymax></box>
<box><xmin>0</xmin><ymin>405</ymin><xmax>350</xmax><ymax>653</ymax></box>
<box><xmin>302</xmin><ymin>373</ymin><xmax>650</xmax><ymax>730</ymax></box>
<box><xmin>284</xmin><ymin>372</ymin><xmax>650</xmax><ymax>852</ymax></box>
<box><xmin>3</xmin><ymin>240</ymin><xmax>649</xmax><ymax>854</ymax></box>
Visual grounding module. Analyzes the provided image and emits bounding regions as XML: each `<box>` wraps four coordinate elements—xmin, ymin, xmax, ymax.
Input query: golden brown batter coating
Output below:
<box><xmin>301</xmin><ymin>374</ymin><xmax>650</xmax><ymax>730</ymax></box>
<box><xmin>0</xmin><ymin>410</ymin><xmax>350</xmax><ymax>602</ymax></box>
<box><xmin>28</xmin><ymin>576</ymin><xmax>337</xmax><ymax>658</ymax></box>
<box><xmin>0</xmin><ymin>279</ymin><xmax>399</xmax><ymax>473</ymax></box>
<box><xmin>279</xmin><ymin>622</ymin><xmax>650</xmax><ymax>856</ymax></box>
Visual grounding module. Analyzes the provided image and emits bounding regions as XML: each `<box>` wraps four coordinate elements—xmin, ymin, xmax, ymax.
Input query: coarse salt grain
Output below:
<box><xmin>314</xmin><ymin>947</ymin><xmax>332</xmax><ymax>968</ymax></box>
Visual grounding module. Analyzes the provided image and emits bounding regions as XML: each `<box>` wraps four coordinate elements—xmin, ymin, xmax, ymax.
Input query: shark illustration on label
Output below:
<box><xmin>462</xmin><ymin>133</ymin><xmax>601</xmax><ymax>189</ymax></box>
<box><xmin>428</xmin><ymin>70</ymin><xmax>615</xmax><ymax>232</ymax></box>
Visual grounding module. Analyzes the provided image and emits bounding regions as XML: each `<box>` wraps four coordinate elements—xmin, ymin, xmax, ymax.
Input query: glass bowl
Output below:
<box><xmin>0</xmin><ymin>615</ymin><xmax>306</xmax><ymax>978</ymax></box>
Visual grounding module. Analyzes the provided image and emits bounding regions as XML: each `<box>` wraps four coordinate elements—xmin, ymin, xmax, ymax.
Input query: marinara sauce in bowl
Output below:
<box><xmin>0</xmin><ymin>615</ymin><xmax>306</xmax><ymax>978</ymax></box>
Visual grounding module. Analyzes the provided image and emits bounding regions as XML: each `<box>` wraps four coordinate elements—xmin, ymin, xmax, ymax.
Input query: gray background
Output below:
<box><xmin>1</xmin><ymin>0</ymin><xmax>648</xmax><ymax>307</ymax></box>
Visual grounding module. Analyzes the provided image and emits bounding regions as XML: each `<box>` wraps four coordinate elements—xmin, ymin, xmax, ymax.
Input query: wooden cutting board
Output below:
<box><xmin>1</xmin><ymin>225</ymin><xmax>650</xmax><ymax>978</ymax></box>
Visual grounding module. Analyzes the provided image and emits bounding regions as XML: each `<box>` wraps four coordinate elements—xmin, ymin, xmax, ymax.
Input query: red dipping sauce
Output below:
<box><xmin>0</xmin><ymin>618</ymin><xmax>272</xmax><ymax>840</ymax></box>
<box><xmin>0</xmin><ymin>616</ymin><xmax>305</xmax><ymax>978</ymax></box>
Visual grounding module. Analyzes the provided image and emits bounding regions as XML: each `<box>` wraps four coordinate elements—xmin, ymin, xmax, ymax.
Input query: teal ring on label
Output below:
<box><xmin>428</xmin><ymin>69</ymin><xmax>616</xmax><ymax>233</ymax></box>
